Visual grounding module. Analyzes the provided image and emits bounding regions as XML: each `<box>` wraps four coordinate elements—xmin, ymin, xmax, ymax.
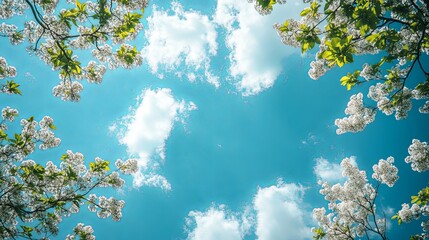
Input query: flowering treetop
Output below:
<box><xmin>251</xmin><ymin>0</ymin><xmax>429</xmax><ymax>134</ymax></box>
<box><xmin>0</xmin><ymin>0</ymin><xmax>148</xmax><ymax>101</ymax></box>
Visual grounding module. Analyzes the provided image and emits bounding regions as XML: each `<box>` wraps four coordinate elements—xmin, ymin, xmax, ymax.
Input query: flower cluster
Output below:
<box><xmin>1</xmin><ymin>0</ymin><xmax>148</xmax><ymax>101</ymax></box>
<box><xmin>52</xmin><ymin>81</ymin><xmax>83</xmax><ymax>102</ymax></box>
<box><xmin>65</xmin><ymin>223</ymin><xmax>95</xmax><ymax>240</ymax></box>
<box><xmin>334</xmin><ymin>93</ymin><xmax>376</xmax><ymax>134</ymax></box>
<box><xmin>371</xmin><ymin>156</ymin><xmax>399</xmax><ymax>187</ymax></box>
<box><xmin>0</xmin><ymin>110</ymin><xmax>136</xmax><ymax>239</ymax></box>
<box><xmin>259</xmin><ymin>0</ymin><xmax>429</xmax><ymax>135</ymax></box>
<box><xmin>0</xmin><ymin>23</ymin><xmax>24</xmax><ymax>45</ymax></box>
<box><xmin>0</xmin><ymin>56</ymin><xmax>17</xmax><ymax>79</ymax></box>
<box><xmin>1</xmin><ymin>106</ymin><xmax>18</xmax><ymax>122</ymax></box>
<box><xmin>313</xmin><ymin>157</ymin><xmax>383</xmax><ymax>239</ymax></box>
<box><xmin>405</xmin><ymin>139</ymin><xmax>429</xmax><ymax>172</ymax></box>
<box><xmin>398</xmin><ymin>203</ymin><xmax>426</xmax><ymax>223</ymax></box>
<box><xmin>82</xmin><ymin>61</ymin><xmax>106</xmax><ymax>84</ymax></box>
<box><xmin>313</xmin><ymin>157</ymin><xmax>399</xmax><ymax>239</ymax></box>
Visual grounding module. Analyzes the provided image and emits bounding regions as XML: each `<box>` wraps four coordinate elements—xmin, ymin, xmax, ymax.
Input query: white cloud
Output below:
<box><xmin>214</xmin><ymin>0</ymin><xmax>299</xmax><ymax>95</ymax></box>
<box><xmin>142</xmin><ymin>2</ymin><xmax>219</xmax><ymax>87</ymax></box>
<box><xmin>313</xmin><ymin>157</ymin><xmax>343</xmax><ymax>183</ymax></box>
<box><xmin>313</xmin><ymin>157</ymin><xmax>359</xmax><ymax>184</ymax></box>
<box><xmin>254</xmin><ymin>180</ymin><xmax>312</xmax><ymax>240</ymax></box>
<box><xmin>116</xmin><ymin>88</ymin><xmax>196</xmax><ymax>189</ymax></box>
<box><xmin>143</xmin><ymin>1</ymin><xmax>303</xmax><ymax>95</ymax></box>
<box><xmin>185</xmin><ymin>180</ymin><xmax>313</xmax><ymax>240</ymax></box>
<box><xmin>186</xmin><ymin>205</ymin><xmax>252</xmax><ymax>240</ymax></box>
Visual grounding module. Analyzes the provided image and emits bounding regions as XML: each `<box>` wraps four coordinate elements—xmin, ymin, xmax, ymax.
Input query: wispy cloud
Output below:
<box><xmin>301</xmin><ymin>133</ymin><xmax>319</xmax><ymax>145</ymax></box>
<box><xmin>113</xmin><ymin>88</ymin><xmax>196</xmax><ymax>189</ymax></box>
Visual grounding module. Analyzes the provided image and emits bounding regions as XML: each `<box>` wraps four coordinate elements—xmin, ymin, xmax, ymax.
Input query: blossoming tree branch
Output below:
<box><xmin>1</xmin><ymin>0</ymin><xmax>147</xmax><ymax>101</ymax></box>
<box><xmin>250</xmin><ymin>0</ymin><xmax>429</xmax><ymax>239</ymax></box>
<box><xmin>1</xmin><ymin>0</ymin><xmax>147</xmax><ymax>239</ymax></box>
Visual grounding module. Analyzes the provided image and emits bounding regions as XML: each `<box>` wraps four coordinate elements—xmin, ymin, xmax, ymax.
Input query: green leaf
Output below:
<box><xmin>340</xmin><ymin>71</ymin><xmax>360</xmax><ymax>90</ymax></box>
<box><xmin>300</xmin><ymin>8</ymin><xmax>312</xmax><ymax>16</ymax></box>
<box><xmin>0</xmin><ymin>129</ymin><xmax>7</xmax><ymax>140</ymax></box>
<box><xmin>392</xmin><ymin>214</ymin><xmax>402</xmax><ymax>225</ymax></box>
<box><xmin>48</xmin><ymin>123</ymin><xmax>57</xmax><ymax>130</ymax></box>
<box><xmin>20</xmin><ymin>226</ymin><xmax>33</xmax><ymax>237</ymax></box>
<box><xmin>257</xmin><ymin>0</ymin><xmax>276</xmax><ymax>9</ymax></box>
<box><xmin>89</xmin><ymin>160</ymin><xmax>110</xmax><ymax>172</ymax></box>
<box><xmin>6</xmin><ymin>80</ymin><xmax>22</xmax><ymax>95</ymax></box>
<box><xmin>312</xmin><ymin>227</ymin><xmax>326</xmax><ymax>240</ymax></box>
<box><xmin>60</xmin><ymin>153</ymin><xmax>69</xmax><ymax>160</ymax></box>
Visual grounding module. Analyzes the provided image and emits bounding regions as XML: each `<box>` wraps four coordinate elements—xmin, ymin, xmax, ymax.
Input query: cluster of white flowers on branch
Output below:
<box><xmin>0</xmin><ymin>0</ymin><xmax>148</xmax><ymax>101</ymax></box>
<box><xmin>249</xmin><ymin>1</ymin><xmax>429</xmax><ymax>238</ymax></box>
<box><xmin>313</xmin><ymin>139</ymin><xmax>429</xmax><ymax>239</ymax></box>
<box><xmin>250</xmin><ymin>0</ymin><xmax>429</xmax><ymax>134</ymax></box>
<box><xmin>0</xmin><ymin>56</ymin><xmax>20</xmax><ymax>95</ymax></box>
<box><xmin>65</xmin><ymin>223</ymin><xmax>95</xmax><ymax>240</ymax></box>
<box><xmin>0</xmin><ymin>106</ymin><xmax>138</xmax><ymax>239</ymax></box>
<box><xmin>334</xmin><ymin>93</ymin><xmax>376</xmax><ymax>134</ymax></box>
<box><xmin>406</xmin><ymin>139</ymin><xmax>429</xmax><ymax>173</ymax></box>
<box><xmin>394</xmin><ymin>185</ymin><xmax>429</xmax><ymax>240</ymax></box>
<box><xmin>313</xmin><ymin>157</ymin><xmax>398</xmax><ymax>240</ymax></box>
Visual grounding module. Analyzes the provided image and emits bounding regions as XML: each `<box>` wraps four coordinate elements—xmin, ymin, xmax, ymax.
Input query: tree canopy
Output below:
<box><xmin>0</xmin><ymin>0</ymin><xmax>147</xmax><ymax>239</ymax></box>
<box><xmin>0</xmin><ymin>0</ymin><xmax>147</xmax><ymax>101</ymax></box>
<box><xmin>250</xmin><ymin>0</ymin><xmax>429</xmax><ymax>239</ymax></box>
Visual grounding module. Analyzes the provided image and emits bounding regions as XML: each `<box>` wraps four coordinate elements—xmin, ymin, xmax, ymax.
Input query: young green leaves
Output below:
<box><xmin>321</xmin><ymin>36</ymin><xmax>354</xmax><ymax>67</ymax></box>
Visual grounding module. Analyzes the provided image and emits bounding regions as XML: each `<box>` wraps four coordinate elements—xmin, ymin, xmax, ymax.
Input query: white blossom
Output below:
<box><xmin>335</xmin><ymin>93</ymin><xmax>376</xmax><ymax>134</ymax></box>
<box><xmin>371</xmin><ymin>156</ymin><xmax>399</xmax><ymax>187</ymax></box>
<box><xmin>405</xmin><ymin>139</ymin><xmax>429</xmax><ymax>172</ymax></box>
<box><xmin>0</xmin><ymin>56</ymin><xmax>17</xmax><ymax>79</ymax></box>
<box><xmin>308</xmin><ymin>59</ymin><xmax>329</xmax><ymax>80</ymax></box>
<box><xmin>1</xmin><ymin>106</ymin><xmax>18</xmax><ymax>122</ymax></box>
<box><xmin>314</xmin><ymin>157</ymin><xmax>386</xmax><ymax>239</ymax></box>
<box><xmin>398</xmin><ymin>203</ymin><xmax>421</xmax><ymax>223</ymax></box>
<box><xmin>360</xmin><ymin>63</ymin><xmax>382</xmax><ymax>81</ymax></box>
<box><xmin>52</xmin><ymin>81</ymin><xmax>83</xmax><ymax>101</ymax></box>
<box><xmin>82</xmin><ymin>61</ymin><xmax>106</xmax><ymax>84</ymax></box>
<box><xmin>0</xmin><ymin>112</ymin><xmax>131</xmax><ymax>239</ymax></box>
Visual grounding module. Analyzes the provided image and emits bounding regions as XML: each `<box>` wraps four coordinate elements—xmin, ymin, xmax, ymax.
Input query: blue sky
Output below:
<box><xmin>2</xmin><ymin>0</ymin><xmax>429</xmax><ymax>239</ymax></box>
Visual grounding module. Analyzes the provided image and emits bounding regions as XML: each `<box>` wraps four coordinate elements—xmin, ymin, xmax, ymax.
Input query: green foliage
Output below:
<box><xmin>352</xmin><ymin>1</ymin><xmax>380</xmax><ymax>36</ymax></box>
<box><xmin>416</xmin><ymin>79</ymin><xmax>429</xmax><ymax>97</ymax></box>
<box><xmin>340</xmin><ymin>70</ymin><xmax>360</xmax><ymax>90</ymax></box>
<box><xmin>296</xmin><ymin>24</ymin><xmax>320</xmax><ymax>53</ymax></box>
<box><xmin>89</xmin><ymin>160</ymin><xmax>110</xmax><ymax>172</ymax></box>
<box><xmin>410</xmin><ymin>235</ymin><xmax>426</xmax><ymax>240</ymax></box>
<box><xmin>6</xmin><ymin>80</ymin><xmax>21</xmax><ymax>95</ymax></box>
<box><xmin>321</xmin><ymin>36</ymin><xmax>354</xmax><ymax>67</ymax></box>
<box><xmin>411</xmin><ymin>187</ymin><xmax>429</xmax><ymax>206</ymax></box>
<box><xmin>256</xmin><ymin>0</ymin><xmax>429</xmax><ymax>238</ymax></box>
<box><xmin>58</xmin><ymin>0</ymin><xmax>88</xmax><ymax>29</ymax></box>
<box><xmin>300</xmin><ymin>1</ymin><xmax>320</xmax><ymax>18</ymax></box>
<box><xmin>392</xmin><ymin>213</ymin><xmax>402</xmax><ymax>225</ymax></box>
<box><xmin>312</xmin><ymin>227</ymin><xmax>326</xmax><ymax>240</ymax></box>
<box><xmin>47</xmin><ymin>43</ymin><xmax>82</xmax><ymax>77</ymax></box>
<box><xmin>117</xmin><ymin>45</ymin><xmax>139</xmax><ymax>65</ymax></box>
<box><xmin>256</xmin><ymin>0</ymin><xmax>277</xmax><ymax>11</ymax></box>
<box><xmin>114</xmin><ymin>12</ymin><xmax>142</xmax><ymax>39</ymax></box>
<box><xmin>91</xmin><ymin>0</ymin><xmax>112</xmax><ymax>26</ymax></box>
